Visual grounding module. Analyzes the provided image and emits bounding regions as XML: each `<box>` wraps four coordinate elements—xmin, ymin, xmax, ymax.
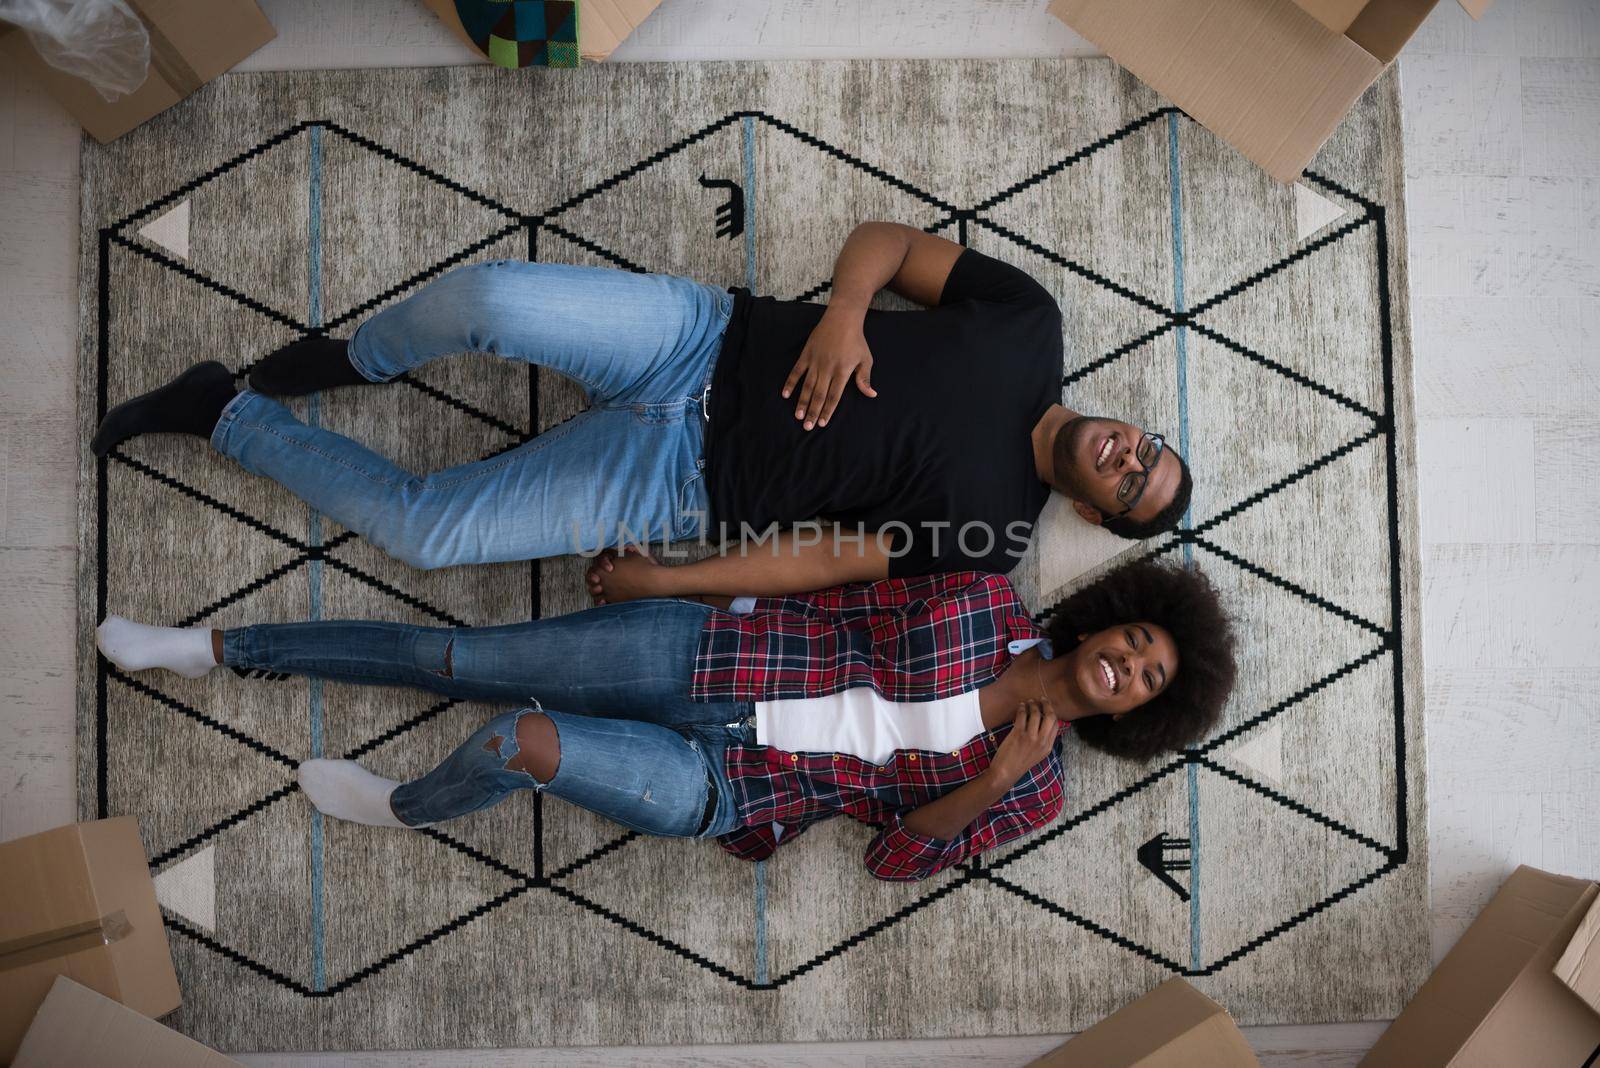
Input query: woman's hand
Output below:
<box><xmin>782</xmin><ymin>306</ymin><xmax>877</xmax><ymax>430</ymax></box>
<box><xmin>988</xmin><ymin>700</ymin><xmax>1059</xmax><ymax>784</ymax></box>
<box><xmin>585</xmin><ymin>546</ymin><xmax>664</xmax><ymax>605</ymax></box>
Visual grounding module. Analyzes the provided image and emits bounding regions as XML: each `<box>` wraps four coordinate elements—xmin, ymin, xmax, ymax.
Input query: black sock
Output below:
<box><xmin>247</xmin><ymin>336</ymin><xmax>369</xmax><ymax>396</ymax></box>
<box><xmin>91</xmin><ymin>361</ymin><xmax>237</xmax><ymax>457</ymax></box>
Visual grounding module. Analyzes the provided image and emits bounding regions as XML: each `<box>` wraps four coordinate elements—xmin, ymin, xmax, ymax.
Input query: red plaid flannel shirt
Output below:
<box><xmin>695</xmin><ymin>572</ymin><xmax>1068</xmax><ymax>881</ymax></box>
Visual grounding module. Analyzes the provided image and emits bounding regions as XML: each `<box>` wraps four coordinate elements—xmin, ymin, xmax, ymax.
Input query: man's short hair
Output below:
<box><xmin>1101</xmin><ymin>452</ymin><xmax>1192</xmax><ymax>541</ymax></box>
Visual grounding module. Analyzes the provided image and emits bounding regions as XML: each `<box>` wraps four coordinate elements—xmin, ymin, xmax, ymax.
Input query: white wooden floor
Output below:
<box><xmin>2</xmin><ymin>1</ymin><xmax>1596</xmax><ymax>1064</ymax></box>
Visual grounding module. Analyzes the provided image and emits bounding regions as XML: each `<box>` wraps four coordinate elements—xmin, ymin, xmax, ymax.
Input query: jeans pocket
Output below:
<box><xmin>675</xmin><ymin>466</ymin><xmax>706</xmax><ymax>540</ymax></box>
<box><xmin>629</xmin><ymin>402</ymin><xmax>683</xmax><ymax>427</ymax></box>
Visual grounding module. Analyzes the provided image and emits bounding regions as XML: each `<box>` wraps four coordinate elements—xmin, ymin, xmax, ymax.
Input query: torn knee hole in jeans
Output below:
<box><xmin>434</xmin><ymin>637</ymin><xmax>454</xmax><ymax>679</ymax></box>
<box><xmin>482</xmin><ymin>731</ymin><xmax>538</xmax><ymax>778</ymax></box>
<box><xmin>484</xmin><ymin>709</ymin><xmax>556</xmax><ymax>782</ymax></box>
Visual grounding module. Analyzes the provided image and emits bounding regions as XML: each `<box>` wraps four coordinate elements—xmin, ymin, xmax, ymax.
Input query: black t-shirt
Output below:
<box><xmin>704</xmin><ymin>248</ymin><xmax>1062</xmax><ymax>577</ymax></box>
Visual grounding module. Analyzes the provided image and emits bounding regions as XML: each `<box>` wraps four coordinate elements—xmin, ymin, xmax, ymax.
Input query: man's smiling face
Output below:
<box><xmin>1052</xmin><ymin>415</ymin><xmax>1182</xmax><ymax>526</ymax></box>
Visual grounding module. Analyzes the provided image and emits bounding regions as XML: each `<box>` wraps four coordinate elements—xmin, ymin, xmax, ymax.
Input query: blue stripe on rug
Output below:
<box><xmin>1167</xmin><ymin>112</ymin><xmax>1202</xmax><ymax>975</ymax></box>
<box><xmin>306</xmin><ymin>124</ymin><xmax>327</xmax><ymax>993</ymax></box>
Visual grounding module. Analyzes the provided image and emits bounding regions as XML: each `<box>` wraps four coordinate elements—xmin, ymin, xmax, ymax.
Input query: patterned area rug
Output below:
<box><xmin>75</xmin><ymin>59</ymin><xmax>1427</xmax><ymax>1050</ymax></box>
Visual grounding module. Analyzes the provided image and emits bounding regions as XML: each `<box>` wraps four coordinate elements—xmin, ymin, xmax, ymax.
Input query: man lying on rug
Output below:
<box><xmin>96</xmin><ymin>561</ymin><xmax>1234</xmax><ymax>880</ymax></box>
<box><xmin>91</xmin><ymin>222</ymin><xmax>1191</xmax><ymax>595</ymax></box>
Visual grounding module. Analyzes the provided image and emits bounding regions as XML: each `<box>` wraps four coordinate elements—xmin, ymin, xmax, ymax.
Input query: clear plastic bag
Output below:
<box><xmin>0</xmin><ymin>0</ymin><xmax>150</xmax><ymax>102</ymax></box>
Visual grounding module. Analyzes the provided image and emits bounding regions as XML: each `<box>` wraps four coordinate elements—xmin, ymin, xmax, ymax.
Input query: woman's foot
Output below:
<box><xmin>247</xmin><ymin>336</ymin><xmax>369</xmax><ymax>396</ymax></box>
<box><xmin>96</xmin><ymin>616</ymin><xmax>217</xmax><ymax>678</ymax></box>
<box><xmin>90</xmin><ymin>361</ymin><xmax>237</xmax><ymax>457</ymax></box>
<box><xmin>297</xmin><ymin>759</ymin><xmax>410</xmax><ymax>828</ymax></box>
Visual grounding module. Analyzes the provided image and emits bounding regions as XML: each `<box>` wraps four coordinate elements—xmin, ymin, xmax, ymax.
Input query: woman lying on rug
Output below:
<box><xmin>97</xmin><ymin>559</ymin><xmax>1235</xmax><ymax>881</ymax></box>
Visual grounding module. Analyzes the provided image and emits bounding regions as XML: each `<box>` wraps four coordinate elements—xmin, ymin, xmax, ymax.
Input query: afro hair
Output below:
<box><xmin>1043</xmin><ymin>557</ymin><xmax>1236</xmax><ymax>761</ymax></box>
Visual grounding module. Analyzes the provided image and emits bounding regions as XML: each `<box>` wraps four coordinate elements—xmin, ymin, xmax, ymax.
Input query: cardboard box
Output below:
<box><xmin>0</xmin><ymin>0</ymin><xmax>277</xmax><ymax>143</ymax></box>
<box><xmin>1027</xmin><ymin>978</ymin><xmax>1259</xmax><ymax>1067</ymax></box>
<box><xmin>1555</xmin><ymin>893</ymin><xmax>1600</xmax><ymax>1015</ymax></box>
<box><xmin>0</xmin><ymin>818</ymin><xmax>180</xmax><ymax>1065</ymax></box>
<box><xmin>421</xmin><ymin>0</ymin><xmax>661</xmax><ymax>64</ymax></box>
<box><xmin>1047</xmin><ymin>0</ymin><xmax>1494</xmax><ymax>182</ymax></box>
<box><xmin>1361</xmin><ymin>865</ymin><xmax>1600</xmax><ymax>1066</ymax></box>
<box><xmin>14</xmin><ymin>976</ymin><xmax>240</xmax><ymax>1068</ymax></box>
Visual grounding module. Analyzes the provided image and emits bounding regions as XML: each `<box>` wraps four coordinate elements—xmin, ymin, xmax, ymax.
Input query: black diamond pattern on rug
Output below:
<box><xmin>92</xmin><ymin>109</ymin><xmax>1411</xmax><ymax>995</ymax></box>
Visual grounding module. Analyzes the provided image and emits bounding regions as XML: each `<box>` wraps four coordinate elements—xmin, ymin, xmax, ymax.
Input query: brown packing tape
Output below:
<box><xmin>0</xmin><ymin>912</ymin><xmax>132</xmax><ymax>974</ymax></box>
<box><xmin>143</xmin><ymin>18</ymin><xmax>205</xmax><ymax>97</ymax></box>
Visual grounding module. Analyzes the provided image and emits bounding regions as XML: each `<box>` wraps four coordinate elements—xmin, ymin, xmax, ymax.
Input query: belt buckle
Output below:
<box><xmin>700</xmin><ymin>384</ymin><xmax>712</xmax><ymax>422</ymax></box>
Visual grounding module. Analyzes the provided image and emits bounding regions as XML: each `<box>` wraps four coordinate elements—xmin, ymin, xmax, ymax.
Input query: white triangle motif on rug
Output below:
<box><xmin>153</xmin><ymin>844</ymin><xmax>215</xmax><ymax>930</ymax></box>
<box><xmin>1229</xmin><ymin>721</ymin><xmax>1284</xmax><ymax>787</ymax></box>
<box><xmin>1293</xmin><ymin>183</ymin><xmax>1347</xmax><ymax>243</ymax></box>
<box><xmin>137</xmin><ymin>199</ymin><xmax>190</xmax><ymax>260</ymax></box>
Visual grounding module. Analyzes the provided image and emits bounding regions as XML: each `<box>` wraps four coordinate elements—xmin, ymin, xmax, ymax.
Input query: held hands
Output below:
<box><xmin>585</xmin><ymin>545</ymin><xmax>660</xmax><ymax>606</ymax></box>
<box><xmin>989</xmin><ymin>700</ymin><xmax>1059</xmax><ymax>784</ymax></box>
<box><xmin>782</xmin><ymin>307</ymin><xmax>878</xmax><ymax>430</ymax></box>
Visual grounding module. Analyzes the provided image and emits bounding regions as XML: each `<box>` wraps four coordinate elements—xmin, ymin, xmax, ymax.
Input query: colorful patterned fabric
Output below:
<box><xmin>453</xmin><ymin>0</ymin><xmax>579</xmax><ymax>69</ymax></box>
<box><xmin>699</xmin><ymin>572</ymin><xmax>1069</xmax><ymax>881</ymax></box>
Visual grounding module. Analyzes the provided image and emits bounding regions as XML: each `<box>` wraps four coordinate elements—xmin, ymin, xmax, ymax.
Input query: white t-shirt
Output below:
<box><xmin>755</xmin><ymin>688</ymin><xmax>984</xmax><ymax>764</ymax></box>
<box><xmin>726</xmin><ymin>597</ymin><xmax>1049</xmax><ymax>837</ymax></box>
<box><xmin>725</xmin><ymin>596</ymin><xmax>1049</xmax><ymax>763</ymax></box>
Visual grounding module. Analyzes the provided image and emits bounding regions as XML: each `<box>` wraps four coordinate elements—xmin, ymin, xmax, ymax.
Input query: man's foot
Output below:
<box><xmin>297</xmin><ymin>759</ymin><xmax>411</xmax><ymax>828</ymax></box>
<box><xmin>247</xmin><ymin>336</ymin><xmax>369</xmax><ymax>396</ymax></box>
<box><xmin>91</xmin><ymin>361</ymin><xmax>236</xmax><ymax>457</ymax></box>
<box><xmin>96</xmin><ymin>616</ymin><xmax>217</xmax><ymax>679</ymax></box>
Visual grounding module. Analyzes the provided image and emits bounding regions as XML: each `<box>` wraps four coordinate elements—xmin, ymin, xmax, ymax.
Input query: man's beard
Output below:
<box><xmin>1055</xmin><ymin>415</ymin><xmax>1107</xmax><ymax>497</ymax></box>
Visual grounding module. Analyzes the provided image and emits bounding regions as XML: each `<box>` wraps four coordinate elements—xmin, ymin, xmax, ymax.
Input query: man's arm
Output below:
<box><xmin>832</xmin><ymin>220</ymin><xmax>968</xmax><ymax>309</ymax></box>
<box><xmin>586</xmin><ymin>527</ymin><xmax>890</xmax><ymax>603</ymax></box>
<box><xmin>784</xmin><ymin>222</ymin><xmax>967</xmax><ymax>430</ymax></box>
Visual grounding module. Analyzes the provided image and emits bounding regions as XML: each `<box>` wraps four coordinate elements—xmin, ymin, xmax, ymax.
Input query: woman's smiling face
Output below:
<box><xmin>1066</xmin><ymin>622</ymin><xmax>1179</xmax><ymax>717</ymax></box>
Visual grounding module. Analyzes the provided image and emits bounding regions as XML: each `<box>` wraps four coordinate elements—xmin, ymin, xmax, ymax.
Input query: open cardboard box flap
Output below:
<box><xmin>1291</xmin><ymin>0</ymin><xmax>1491</xmax><ymax>35</ymax></box>
<box><xmin>1027</xmin><ymin>978</ymin><xmax>1259</xmax><ymax>1067</ymax></box>
<box><xmin>14</xmin><ymin>976</ymin><xmax>240</xmax><ymax>1068</ymax></box>
<box><xmin>1048</xmin><ymin>0</ymin><xmax>1493</xmax><ymax>181</ymax></box>
<box><xmin>1360</xmin><ymin>866</ymin><xmax>1600</xmax><ymax>1066</ymax></box>
<box><xmin>1555</xmin><ymin>893</ymin><xmax>1600</xmax><ymax>1015</ymax></box>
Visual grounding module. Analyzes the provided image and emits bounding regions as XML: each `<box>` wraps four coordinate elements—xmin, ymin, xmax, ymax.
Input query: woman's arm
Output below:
<box><xmin>901</xmin><ymin>701</ymin><xmax>1058</xmax><ymax>840</ymax></box>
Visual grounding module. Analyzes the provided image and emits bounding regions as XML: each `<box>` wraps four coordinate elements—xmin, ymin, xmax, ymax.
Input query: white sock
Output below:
<box><xmin>297</xmin><ymin>759</ymin><xmax>410</xmax><ymax>828</ymax></box>
<box><xmin>97</xmin><ymin>616</ymin><xmax>217</xmax><ymax>679</ymax></box>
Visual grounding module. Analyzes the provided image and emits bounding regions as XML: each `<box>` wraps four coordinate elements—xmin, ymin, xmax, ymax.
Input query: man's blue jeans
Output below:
<box><xmin>223</xmin><ymin>599</ymin><xmax>751</xmax><ymax>835</ymax></box>
<box><xmin>210</xmin><ymin>261</ymin><xmax>733</xmax><ymax>569</ymax></box>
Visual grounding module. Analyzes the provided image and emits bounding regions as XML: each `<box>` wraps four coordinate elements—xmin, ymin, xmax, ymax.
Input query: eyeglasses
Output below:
<box><xmin>1112</xmin><ymin>433</ymin><xmax>1165</xmax><ymax>516</ymax></box>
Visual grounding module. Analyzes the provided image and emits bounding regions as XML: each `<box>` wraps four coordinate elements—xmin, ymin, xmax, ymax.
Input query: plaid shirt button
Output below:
<box><xmin>909</xmin><ymin>753</ymin><xmax>918</xmax><ymax>761</ymax></box>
